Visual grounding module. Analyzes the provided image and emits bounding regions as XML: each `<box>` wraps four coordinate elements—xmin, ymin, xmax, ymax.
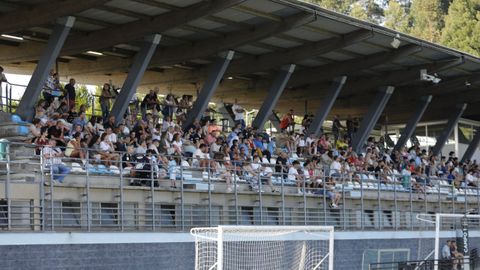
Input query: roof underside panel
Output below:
<box><xmin>105</xmin><ymin>0</ymin><xmax>168</xmax><ymax>16</ymax></box>
<box><xmin>78</xmin><ymin>9</ymin><xmax>138</xmax><ymax>24</ymax></box>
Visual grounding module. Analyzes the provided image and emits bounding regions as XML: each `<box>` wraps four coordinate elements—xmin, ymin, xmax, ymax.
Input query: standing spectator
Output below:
<box><xmin>0</xmin><ymin>66</ymin><xmax>7</xmax><ymax>84</ymax></box>
<box><xmin>346</xmin><ymin>115</ymin><xmax>354</xmax><ymax>141</ymax></box>
<box><xmin>280</xmin><ymin>110</ymin><xmax>294</xmax><ymax>132</ymax></box>
<box><xmin>99</xmin><ymin>83</ymin><xmax>114</xmax><ymax>120</ymax></box>
<box><xmin>141</xmin><ymin>89</ymin><xmax>160</xmax><ymax>119</ymax></box>
<box><xmin>0</xmin><ymin>66</ymin><xmax>8</xmax><ymax>109</ymax></box>
<box><xmin>43</xmin><ymin>139</ymin><xmax>71</xmax><ymax>183</ymax></box>
<box><xmin>64</xmin><ymin>78</ymin><xmax>76</xmax><ymax>111</ymax></box>
<box><xmin>332</xmin><ymin>115</ymin><xmax>344</xmax><ymax>145</ymax></box>
<box><xmin>43</xmin><ymin>69</ymin><xmax>56</xmax><ymax>105</ymax></box>
<box><xmin>232</xmin><ymin>99</ymin><xmax>245</xmax><ymax>130</ymax></box>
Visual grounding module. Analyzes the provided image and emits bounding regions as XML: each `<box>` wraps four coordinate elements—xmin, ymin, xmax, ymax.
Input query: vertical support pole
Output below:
<box><xmin>182</xmin><ymin>51</ymin><xmax>235</xmax><ymax>130</ymax></box>
<box><xmin>49</xmin><ymin>162</ymin><xmax>54</xmax><ymax>231</ymax></box>
<box><xmin>6</xmin><ymin>144</ymin><xmax>10</xmax><ymax>230</ymax></box>
<box><xmin>329</xmin><ymin>228</ymin><xmax>335</xmax><ymax>270</ymax></box>
<box><xmin>351</xmin><ymin>86</ymin><xmax>395</xmax><ymax>153</ymax></box>
<box><xmin>258</xmin><ymin>174</ymin><xmax>263</xmax><ymax>225</ymax></box>
<box><xmin>110</xmin><ymin>34</ymin><xmax>162</xmax><ymax>124</ymax></box>
<box><xmin>434</xmin><ymin>213</ymin><xmax>440</xmax><ymax>270</ymax></box>
<box><xmin>252</xmin><ymin>64</ymin><xmax>296</xmax><ymax>130</ymax></box>
<box><xmin>281</xmin><ymin>173</ymin><xmax>285</xmax><ymax>225</ymax></box>
<box><xmin>17</xmin><ymin>16</ymin><xmax>76</xmax><ymax>121</ymax></box>
<box><xmin>150</xmin><ymin>159</ymin><xmax>155</xmax><ymax>231</ymax></box>
<box><xmin>461</xmin><ymin>127</ymin><xmax>480</xmax><ymax>163</ymax></box>
<box><xmin>394</xmin><ymin>95</ymin><xmax>432</xmax><ymax>151</ymax></box>
<box><xmin>217</xmin><ymin>225</ymin><xmax>224</xmax><ymax>270</ymax></box>
<box><xmin>85</xmin><ymin>151</ymin><xmax>91</xmax><ymax>231</ymax></box>
<box><xmin>119</xmin><ymin>155</ymin><xmax>124</xmax><ymax>231</ymax></box>
<box><xmin>432</xmin><ymin>103</ymin><xmax>467</xmax><ymax>156</ymax></box>
<box><xmin>180</xmin><ymin>163</ymin><xmax>185</xmax><ymax>231</ymax></box>
<box><xmin>307</xmin><ymin>76</ymin><xmax>347</xmax><ymax>136</ymax></box>
<box><xmin>39</xmin><ymin>148</ymin><xmax>45</xmax><ymax>231</ymax></box>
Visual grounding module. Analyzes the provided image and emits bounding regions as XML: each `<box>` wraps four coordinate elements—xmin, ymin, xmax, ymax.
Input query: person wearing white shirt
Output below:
<box><xmin>288</xmin><ymin>160</ymin><xmax>305</xmax><ymax>194</ymax></box>
<box><xmin>194</xmin><ymin>144</ymin><xmax>214</xmax><ymax>171</ymax></box>
<box><xmin>441</xmin><ymin>240</ymin><xmax>452</xmax><ymax>260</ymax></box>
<box><xmin>43</xmin><ymin>139</ymin><xmax>71</xmax><ymax>183</ymax></box>
<box><xmin>231</xmin><ymin>99</ymin><xmax>245</xmax><ymax>129</ymax></box>
<box><xmin>260</xmin><ymin>163</ymin><xmax>276</xmax><ymax>192</ymax></box>
<box><xmin>330</xmin><ymin>156</ymin><xmax>342</xmax><ymax>176</ymax></box>
<box><xmin>465</xmin><ymin>169</ymin><xmax>478</xmax><ymax>187</ymax></box>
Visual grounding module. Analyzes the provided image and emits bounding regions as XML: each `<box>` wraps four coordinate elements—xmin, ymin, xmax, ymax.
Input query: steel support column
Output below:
<box><xmin>432</xmin><ymin>103</ymin><xmax>467</xmax><ymax>156</ymax></box>
<box><xmin>110</xmin><ymin>34</ymin><xmax>162</xmax><ymax>124</ymax></box>
<box><xmin>182</xmin><ymin>50</ymin><xmax>235</xmax><ymax>129</ymax></box>
<box><xmin>17</xmin><ymin>16</ymin><xmax>75</xmax><ymax>121</ymax></box>
<box><xmin>461</xmin><ymin>127</ymin><xmax>480</xmax><ymax>163</ymax></box>
<box><xmin>307</xmin><ymin>76</ymin><xmax>347</xmax><ymax>136</ymax></box>
<box><xmin>252</xmin><ymin>64</ymin><xmax>296</xmax><ymax>130</ymax></box>
<box><xmin>394</xmin><ymin>95</ymin><xmax>432</xmax><ymax>151</ymax></box>
<box><xmin>351</xmin><ymin>86</ymin><xmax>395</xmax><ymax>153</ymax></box>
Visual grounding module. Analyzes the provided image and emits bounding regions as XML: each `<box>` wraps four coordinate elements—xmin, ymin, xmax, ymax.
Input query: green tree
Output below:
<box><xmin>408</xmin><ymin>0</ymin><xmax>445</xmax><ymax>42</ymax></box>
<box><xmin>303</xmin><ymin>0</ymin><xmax>355</xmax><ymax>14</ymax></box>
<box><xmin>441</xmin><ymin>0</ymin><xmax>480</xmax><ymax>56</ymax></box>
<box><xmin>75</xmin><ymin>85</ymin><xmax>95</xmax><ymax>116</ymax></box>
<box><xmin>384</xmin><ymin>1</ymin><xmax>410</xmax><ymax>32</ymax></box>
<box><xmin>350</xmin><ymin>2</ymin><xmax>369</xmax><ymax>21</ymax></box>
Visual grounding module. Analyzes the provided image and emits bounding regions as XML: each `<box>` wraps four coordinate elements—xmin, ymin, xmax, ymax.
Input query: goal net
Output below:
<box><xmin>417</xmin><ymin>213</ymin><xmax>480</xmax><ymax>270</ymax></box>
<box><xmin>190</xmin><ymin>225</ymin><xmax>334</xmax><ymax>270</ymax></box>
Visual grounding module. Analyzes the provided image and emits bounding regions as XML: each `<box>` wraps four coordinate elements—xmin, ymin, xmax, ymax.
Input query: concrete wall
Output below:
<box><xmin>0</xmin><ymin>231</ymin><xmax>479</xmax><ymax>270</ymax></box>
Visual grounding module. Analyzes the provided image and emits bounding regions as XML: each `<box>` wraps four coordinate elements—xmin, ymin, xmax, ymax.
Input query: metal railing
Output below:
<box><xmin>0</xmin><ymin>82</ymin><xmax>25</xmax><ymax>113</ymax></box>
<box><xmin>0</xmin><ymin>141</ymin><xmax>479</xmax><ymax>232</ymax></box>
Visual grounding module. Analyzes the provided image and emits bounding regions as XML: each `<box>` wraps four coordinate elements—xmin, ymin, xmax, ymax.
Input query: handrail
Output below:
<box><xmin>0</xmin><ymin>140</ymin><xmax>479</xmax><ymax>232</ymax></box>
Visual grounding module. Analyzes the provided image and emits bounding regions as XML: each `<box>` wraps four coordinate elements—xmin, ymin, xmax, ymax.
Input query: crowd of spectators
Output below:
<box><xmin>19</xmin><ymin>71</ymin><xmax>480</xmax><ymax>208</ymax></box>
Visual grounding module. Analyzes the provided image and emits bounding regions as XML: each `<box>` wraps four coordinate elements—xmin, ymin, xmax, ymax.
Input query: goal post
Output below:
<box><xmin>190</xmin><ymin>225</ymin><xmax>335</xmax><ymax>270</ymax></box>
<box><xmin>417</xmin><ymin>213</ymin><xmax>480</xmax><ymax>270</ymax></box>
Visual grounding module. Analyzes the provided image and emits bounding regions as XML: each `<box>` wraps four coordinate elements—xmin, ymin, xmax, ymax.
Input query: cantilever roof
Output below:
<box><xmin>1</xmin><ymin>0</ymin><xmax>479</xmax><ymax>123</ymax></box>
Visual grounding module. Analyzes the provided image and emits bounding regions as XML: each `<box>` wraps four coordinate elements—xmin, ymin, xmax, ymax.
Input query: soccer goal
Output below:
<box><xmin>417</xmin><ymin>213</ymin><xmax>480</xmax><ymax>270</ymax></box>
<box><xmin>190</xmin><ymin>225</ymin><xmax>334</xmax><ymax>270</ymax></box>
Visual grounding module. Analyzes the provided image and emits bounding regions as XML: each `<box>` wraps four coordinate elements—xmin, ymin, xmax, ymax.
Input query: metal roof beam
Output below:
<box><xmin>67</xmin><ymin>12</ymin><xmax>316</xmax><ymax>75</ymax></box>
<box><xmin>0</xmin><ymin>0</ymin><xmax>109</xmax><ymax>33</ymax></box>
<box><xmin>226</xmin><ymin>29</ymin><xmax>373</xmax><ymax>75</ymax></box>
<box><xmin>0</xmin><ymin>0</ymin><xmax>246</xmax><ymax>63</ymax></box>
<box><xmin>288</xmin><ymin>44</ymin><xmax>422</xmax><ymax>87</ymax></box>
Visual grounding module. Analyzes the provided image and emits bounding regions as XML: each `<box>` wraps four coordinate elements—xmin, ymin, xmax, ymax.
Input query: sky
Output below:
<box><xmin>4</xmin><ymin>73</ymin><xmax>97</xmax><ymax>101</ymax></box>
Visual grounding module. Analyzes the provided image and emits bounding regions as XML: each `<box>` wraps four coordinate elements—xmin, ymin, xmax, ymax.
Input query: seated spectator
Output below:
<box><xmin>315</xmin><ymin>176</ymin><xmax>341</xmax><ymax>208</ymax></box>
<box><xmin>65</xmin><ymin>132</ymin><xmax>85</xmax><ymax>161</ymax></box>
<box><xmin>43</xmin><ymin>139</ymin><xmax>71</xmax><ymax>183</ymax></box>
<box><xmin>98</xmin><ymin>133</ymin><xmax>119</xmax><ymax>166</ymax></box>
<box><xmin>48</xmin><ymin>120</ymin><xmax>66</xmax><ymax>148</ymax></box>
<box><xmin>28</xmin><ymin>118</ymin><xmax>42</xmax><ymax>142</ymax></box>
<box><xmin>288</xmin><ymin>160</ymin><xmax>304</xmax><ymax>194</ymax></box>
<box><xmin>122</xmin><ymin>145</ymin><xmax>137</xmax><ymax>177</ymax></box>
<box><xmin>259</xmin><ymin>162</ymin><xmax>276</xmax><ymax>192</ymax></box>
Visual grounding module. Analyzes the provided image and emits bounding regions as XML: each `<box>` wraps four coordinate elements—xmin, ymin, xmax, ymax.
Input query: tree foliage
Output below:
<box><xmin>384</xmin><ymin>1</ymin><xmax>409</xmax><ymax>32</ymax></box>
<box><xmin>302</xmin><ymin>0</ymin><xmax>480</xmax><ymax>56</ymax></box>
<box><xmin>408</xmin><ymin>0</ymin><xmax>445</xmax><ymax>42</ymax></box>
<box><xmin>441</xmin><ymin>0</ymin><xmax>480</xmax><ymax>56</ymax></box>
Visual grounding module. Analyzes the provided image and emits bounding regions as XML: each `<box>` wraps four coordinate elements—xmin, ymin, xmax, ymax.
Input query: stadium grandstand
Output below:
<box><xmin>0</xmin><ymin>0</ymin><xmax>480</xmax><ymax>269</ymax></box>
